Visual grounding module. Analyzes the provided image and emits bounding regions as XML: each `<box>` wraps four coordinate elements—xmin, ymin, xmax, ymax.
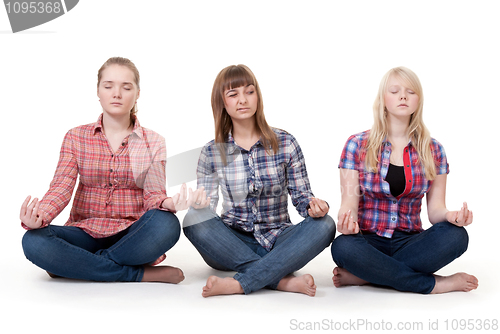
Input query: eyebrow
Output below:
<box><xmin>101</xmin><ymin>81</ymin><xmax>134</xmax><ymax>85</ymax></box>
<box><xmin>225</xmin><ymin>84</ymin><xmax>254</xmax><ymax>94</ymax></box>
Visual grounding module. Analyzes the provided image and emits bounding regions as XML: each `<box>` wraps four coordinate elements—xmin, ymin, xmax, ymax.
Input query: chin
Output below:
<box><xmin>104</xmin><ymin>110</ymin><xmax>132</xmax><ymax>117</ymax></box>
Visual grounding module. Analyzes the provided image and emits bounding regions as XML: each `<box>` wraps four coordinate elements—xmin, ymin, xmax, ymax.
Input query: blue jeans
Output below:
<box><xmin>330</xmin><ymin>222</ymin><xmax>469</xmax><ymax>294</ymax></box>
<box><xmin>22</xmin><ymin>209</ymin><xmax>180</xmax><ymax>282</ymax></box>
<box><xmin>183</xmin><ymin>208</ymin><xmax>336</xmax><ymax>294</ymax></box>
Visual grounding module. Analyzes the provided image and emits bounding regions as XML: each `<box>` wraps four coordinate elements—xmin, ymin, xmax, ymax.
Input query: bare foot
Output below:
<box><xmin>431</xmin><ymin>273</ymin><xmax>478</xmax><ymax>294</ymax></box>
<box><xmin>46</xmin><ymin>271</ymin><xmax>61</xmax><ymax>279</ymax></box>
<box><xmin>332</xmin><ymin>267</ymin><xmax>369</xmax><ymax>287</ymax></box>
<box><xmin>202</xmin><ymin>276</ymin><xmax>244</xmax><ymax>297</ymax></box>
<box><xmin>277</xmin><ymin>274</ymin><xmax>317</xmax><ymax>296</ymax></box>
<box><xmin>142</xmin><ymin>265</ymin><xmax>184</xmax><ymax>284</ymax></box>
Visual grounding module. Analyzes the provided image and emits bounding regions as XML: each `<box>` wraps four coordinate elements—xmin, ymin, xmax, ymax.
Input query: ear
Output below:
<box><xmin>136</xmin><ymin>89</ymin><xmax>140</xmax><ymax>101</ymax></box>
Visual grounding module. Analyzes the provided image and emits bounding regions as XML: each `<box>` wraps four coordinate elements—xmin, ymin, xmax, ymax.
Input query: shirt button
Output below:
<box><xmin>110</xmin><ymin>169</ymin><xmax>113</xmax><ymax>172</ymax></box>
<box><xmin>121</xmin><ymin>142</ymin><xmax>125</xmax><ymax>146</ymax></box>
<box><xmin>391</xmin><ymin>217</ymin><xmax>396</xmax><ymax>221</ymax></box>
<box><xmin>108</xmin><ymin>183</ymin><xmax>112</xmax><ymax>187</ymax></box>
<box><xmin>392</xmin><ymin>200</ymin><xmax>397</xmax><ymax>204</ymax></box>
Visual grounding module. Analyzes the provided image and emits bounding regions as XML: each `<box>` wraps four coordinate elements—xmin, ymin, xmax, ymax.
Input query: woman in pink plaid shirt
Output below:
<box><xmin>330</xmin><ymin>66</ymin><xmax>478</xmax><ymax>294</ymax></box>
<box><xmin>20</xmin><ymin>57</ymin><xmax>196</xmax><ymax>283</ymax></box>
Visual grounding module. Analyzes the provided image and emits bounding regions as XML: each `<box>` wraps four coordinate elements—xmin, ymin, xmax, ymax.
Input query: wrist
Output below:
<box><xmin>161</xmin><ymin>198</ymin><xmax>173</xmax><ymax>211</ymax></box>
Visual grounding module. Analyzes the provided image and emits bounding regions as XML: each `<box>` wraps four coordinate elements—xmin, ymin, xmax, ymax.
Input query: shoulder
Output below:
<box><xmin>272</xmin><ymin>128</ymin><xmax>289</xmax><ymax>137</ymax></box>
<box><xmin>339</xmin><ymin>130</ymin><xmax>370</xmax><ymax>169</ymax></box>
<box><xmin>139</xmin><ymin>126</ymin><xmax>165</xmax><ymax>145</ymax></box>
<box><xmin>430</xmin><ymin>137</ymin><xmax>445</xmax><ymax>150</ymax></box>
<box><xmin>272</xmin><ymin>128</ymin><xmax>299</xmax><ymax>147</ymax></box>
<box><xmin>65</xmin><ymin>122</ymin><xmax>96</xmax><ymax>140</ymax></box>
<box><xmin>201</xmin><ymin>139</ymin><xmax>217</xmax><ymax>152</ymax></box>
<box><xmin>199</xmin><ymin>139</ymin><xmax>219</xmax><ymax>159</ymax></box>
<box><xmin>343</xmin><ymin>130</ymin><xmax>370</xmax><ymax>150</ymax></box>
<box><xmin>348</xmin><ymin>130</ymin><xmax>370</xmax><ymax>143</ymax></box>
<box><xmin>429</xmin><ymin>137</ymin><xmax>447</xmax><ymax>158</ymax></box>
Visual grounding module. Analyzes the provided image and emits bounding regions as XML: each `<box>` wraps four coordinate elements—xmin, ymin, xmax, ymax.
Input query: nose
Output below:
<box><xmin>238</xmin><ymin>94</ymin><xmax>247</xmax><ymax>104</ymax></box>
<box><xmin>113</xmin><ymin>88</ymin><xmax>122</xmax><ymax>99</ymax></box>
<box><xmin>400</xmin><ymin>91</ymin><xmax>407</xmax><ymax>100</ymax></box>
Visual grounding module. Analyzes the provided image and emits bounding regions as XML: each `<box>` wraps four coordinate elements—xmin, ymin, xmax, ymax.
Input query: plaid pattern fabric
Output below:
<box><xmin>28</xmin><ymin>114</ymin><xmax>171</xmax><ymax>242</ymax></box>
<box><xmin>197</xmin><ymin>129</ymin><xmax>314</xmax><ymax>250</ymax></box>
<box><xmin>339</xmin><ymin>130</ymin><xmax>449</xmax><ymax>238</ymax></box>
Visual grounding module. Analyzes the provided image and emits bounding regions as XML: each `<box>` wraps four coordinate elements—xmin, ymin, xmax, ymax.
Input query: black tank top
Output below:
<box><xmin>385</xmin><ymin>164</ymin><xmax>405</xmax><ymax>197</ymax></box>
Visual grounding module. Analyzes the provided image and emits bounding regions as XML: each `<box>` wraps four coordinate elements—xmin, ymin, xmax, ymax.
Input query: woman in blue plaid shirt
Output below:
<box><xmin>183</xmin><ymin>64</ymin><xmax>336</xmax><ymax>297</ymax></box>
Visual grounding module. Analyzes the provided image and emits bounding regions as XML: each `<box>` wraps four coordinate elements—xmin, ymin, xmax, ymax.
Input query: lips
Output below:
<box><xmin>398</xmin><ymin>104</ymin><xmax>408</xmax><ymax>107</ymax></box>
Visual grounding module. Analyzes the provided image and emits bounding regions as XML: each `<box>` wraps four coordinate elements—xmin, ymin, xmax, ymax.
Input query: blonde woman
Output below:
<box><xmin>20</xmin><ymin>57</ymin><xmax>194</xmax><ymax>283</ymax></box>
<box><xmin>183</xmin><ymin>64</ymin><xmax>336</xmax><ymax>297</ymax></box>
<box><xmin>330</xmin><ymin>66</ymin><xmax>478</xmax><ymax>294</ymax></box>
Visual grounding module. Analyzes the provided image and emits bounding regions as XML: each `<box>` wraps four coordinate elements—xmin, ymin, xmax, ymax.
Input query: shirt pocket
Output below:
<box><xmin>261</xmin><ymin>163</ymin><xmax>286</xmax><ymax>198</ymax></box>
<box><xmin>219</xmin><ymin>165</ymin><xmax>248</xmax><ymax>205</ymax></box>
<box><xmin>359</xmin><ymin>170</ymin><xmax>383</xmax><ymax>196</ymax></box>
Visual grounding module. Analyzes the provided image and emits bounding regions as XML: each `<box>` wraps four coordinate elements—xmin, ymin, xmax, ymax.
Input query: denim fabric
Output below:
<box><xmin>330</xmin><ymin>221</ymin><xmax>469</xmax><ymax>294</ymax></box>
<box><xmin>22</xmin><ymin>209</ymin><xmax>180</xmax><ymax>282</ymax></box>
<box><xmin>183</xmin><ymin>207</ymin><xmax>336</xmax><ymax>294</ymax></box>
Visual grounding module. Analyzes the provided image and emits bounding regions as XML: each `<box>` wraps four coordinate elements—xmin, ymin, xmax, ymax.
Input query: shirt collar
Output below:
<box><xmin>226</xmin><ymin>130</ymin><xmax>263</xmax><ymax>153</ymax></box>
<box><xmin>93</xmin><ymin>113</ymin><xmax>143</xmax><ymax>139</ymax></box>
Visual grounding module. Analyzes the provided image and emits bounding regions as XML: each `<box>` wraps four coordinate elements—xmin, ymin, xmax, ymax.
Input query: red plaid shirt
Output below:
<box><xmin>339</xmin><ymin>130</ymin><xmax>449</xmax><ymax>238</ymax></box>
<box><xmin>25</xmin><ymin>114</ymin><xmax>172</xmax><ymax>244</ymax></box>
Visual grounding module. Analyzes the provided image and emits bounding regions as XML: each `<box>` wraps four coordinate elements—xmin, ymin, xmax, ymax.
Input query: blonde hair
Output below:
<box><xmin>97</xmin><ymin>57</ymin><xmax>140</xmax><ymax>124</ymax></box>
<box><xmin>211</xmin><ymin>64</ymin><xmax>278</xmax><ymax>163</ymax></box>
<box><xmin>365</xmin><ymin>66</ymin><xmax>436</xmax><ymax>180</ymax></box>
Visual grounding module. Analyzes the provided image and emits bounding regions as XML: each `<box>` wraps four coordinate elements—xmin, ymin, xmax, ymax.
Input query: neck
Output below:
<box><xmin>231</xmin><ymin>117</ymin><xmax>260</xmax><ymax>148</ymax></box>
<box><xmin>102</xmin><ymin>112</ymin><xmax>132</xmax><ymax>135</ymax></box>
<box><xmin>386</xmin><ymin>114</ymin><xmax>410</xmax><ymax>141</ymax></box>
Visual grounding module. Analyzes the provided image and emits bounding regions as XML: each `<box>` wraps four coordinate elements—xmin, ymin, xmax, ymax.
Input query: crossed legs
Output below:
<box><xmin>183</xmin><ymin>208</ymin><xmax>336</xmax><ymax>297</ymax></box>
<box><xmin>330</xmin><ymin>222</ymin><xmax>478</xmax><ymax>294</ymax></box>
<box><xmin>22</xmin><ymin>209</ymin><xmax>184</xmax><ymax>283</ymax></box>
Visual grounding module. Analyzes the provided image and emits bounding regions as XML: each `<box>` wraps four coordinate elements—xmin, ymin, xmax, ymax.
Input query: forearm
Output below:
<box><xmin>338</xmin><ymin>205</ymin><xmax>358</xmax><ymax>221</ymax></box>
<box><xmin>428</xmin><ymin>206</ymin><xmax>449</xmax><ymax>225</ymax></box>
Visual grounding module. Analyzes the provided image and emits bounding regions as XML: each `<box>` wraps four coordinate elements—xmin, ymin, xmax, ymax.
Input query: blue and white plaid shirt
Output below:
<box><xmin>197</xmin><ymin>129</ymin><xmax>314</xmax><ymax>250</ymax></box>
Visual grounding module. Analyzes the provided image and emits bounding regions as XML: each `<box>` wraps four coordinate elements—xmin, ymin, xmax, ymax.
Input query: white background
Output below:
<box><xmin>1</xmin><ymin>1</ymin><xmax>498</xmax><ymax>333</ymax></box>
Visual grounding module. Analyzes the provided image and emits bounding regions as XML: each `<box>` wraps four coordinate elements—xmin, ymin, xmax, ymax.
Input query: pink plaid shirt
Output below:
<box><xmin>25</xmin><ymin>114</ymin><xmax>172</xmax><ymax>248</ymax></box>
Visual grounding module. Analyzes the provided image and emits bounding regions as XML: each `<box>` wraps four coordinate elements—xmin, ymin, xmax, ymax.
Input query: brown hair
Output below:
<box><xmin>97</xmin><ymin>57</ymin><xmax>140</xmax><ymax>124</ymax></box>
<box><xmin>211</xmin><ymin>64</ymin><xmax>278</xmax><ymax>163</ymax></box>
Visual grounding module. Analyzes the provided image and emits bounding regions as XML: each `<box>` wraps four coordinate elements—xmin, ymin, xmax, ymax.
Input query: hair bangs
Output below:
<box><xmin>221</xmin><ymin>65</ymin><xmax>256</xmax><ymax>92</ymax></box>
<box><xmin>389</xmin><ymin>67</ymin><xmax>422</xmax><ymax>97</ymax></box>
